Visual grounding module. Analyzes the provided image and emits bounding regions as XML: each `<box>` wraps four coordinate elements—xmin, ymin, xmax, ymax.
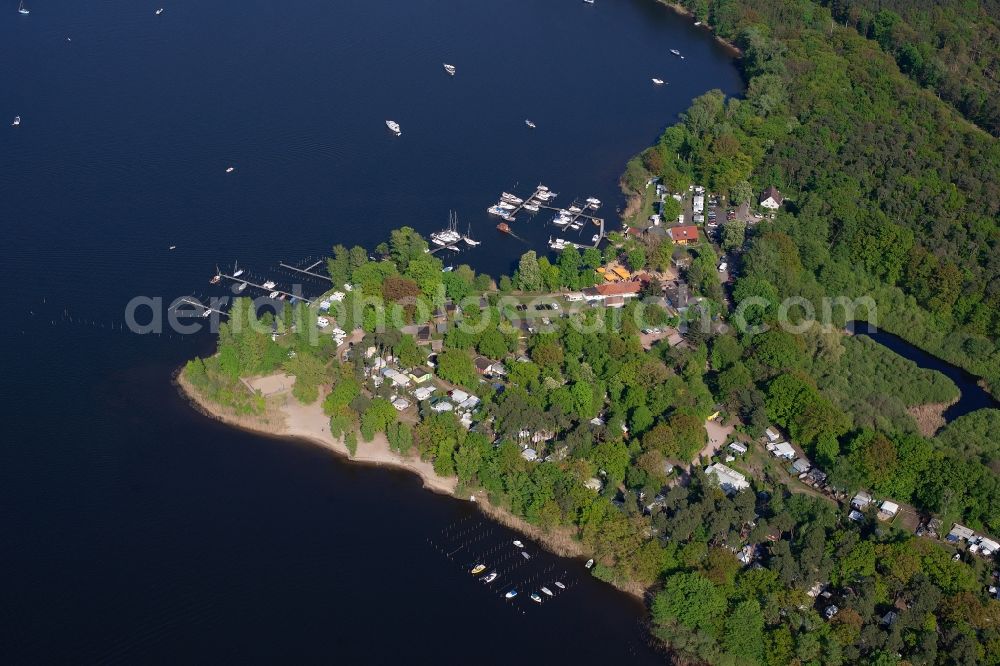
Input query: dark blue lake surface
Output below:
<box><xmin>848</xmin><ymin>323</ymin><xmax>1000</xmax><ymax>423</ymax></box>
<box><xmin>0</xmin><ymin>0</ymin><xmax>740</xmax><ymax>661</ymax></box>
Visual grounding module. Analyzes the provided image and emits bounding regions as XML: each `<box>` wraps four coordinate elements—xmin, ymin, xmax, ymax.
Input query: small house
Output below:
<box><xmin>765</xmin><ymin>428</ymin><xmax>781</xmax><ymax>443</ymax></box>
<box><xmin>521</xmin><ymin>448</ymin><xmax>538</xmax><ymax>462</ymax></box>
<box><xmin>391</xmin><ymin>397</ymin><xmax>410</xmax><ymax>412</ymax></box>
<box><xmin>851</xmin><ymin>491</ymin><xmax>873</xmax><ymax>511</ymax></box>
<box><xmin>408</xmin><ymin>368</ymin><xmax>432</xmax><ymax>384</ymax></box>
<box><xmin>728</xmin><ymin>442</ymin><xmax>748</xmax><ymax>455</ymax></box>
<box><xmin>878</xmin><ymin>501</ymin><xmax>900</xmax><ymax>521</ymax></box>
<box><xmin>430</xmin><ymin>400</ymin><xmax>454</xmax><ymax>413</ymax></box>
<box><xmin>947</xmin><ymin>524</ymin><xmax>976</xmax><ymax>543</ymax></box>
<box><xmin>769</xmin><ymin>442</ymin><xmax>795</xmax><ymax>460</ymax></box>
<box><xmin>412</xmin><ymin>386</ymin><xmax>435</xmax><ymax>402</ymax></box>
<box><xmin>792</xmin><ymin>458</ymin><xmax>812</xmax><ymax>475</ymax></box>
<box><xmin>705</xmin><ymin>463</ymin><xmax>750</xmax><ymax>495</ymax></box>
<box><xmin>668</xmin><ymin>225</ymin><xmax>700</xmax><ymax>246</ymax></box>
<box><xmin>450</xmin><ymin>389</ymin><xmax>470</xmax><ymax>404</ymax></box>
<box><xmin>759</xmin><ymin>186</ymin><xmax>783</xmax><ymax>210</ymax></box>
<box><xmin>381</xmin><ymin>368</ymin><xmax>411</xmax><ymax>388</ymax></box>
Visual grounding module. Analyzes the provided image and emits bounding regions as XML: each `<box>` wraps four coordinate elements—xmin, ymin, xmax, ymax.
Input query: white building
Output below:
<box><xmin>878</xmin><ymin>501</ymin><xmax>900</xmax><ymax>521</ymax></box>
<box><xmin>412</xmin><ymin>386</ymin><xmax>435</xmax><ymax>402</ymax></box>
<box><xmin>768</xmin><ymin>442</ymin><xmax>795</xmax><ymax>459</ymax></box>
<box><xmin>759</xmin><ymin>186</ymin><xmax>783</xmax><ymax>210</ymax></box>
<box><xmin>391</xmin><ymin>397</ymin><xmax>410</xmax><ymax>411</ymax></box>
<box><xmin>705</xmin><ymin>463</ymin><xmax>750</xmax><ymax>495</ymax></box>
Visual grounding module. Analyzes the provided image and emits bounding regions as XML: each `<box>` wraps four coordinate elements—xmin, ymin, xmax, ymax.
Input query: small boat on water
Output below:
<box><xmin>155</xmin><ymin>7</ymin><xmax>164</xmax><ymax>15</ymax></box>
<box><xmin>201</xmin><ymin>309</ymin><xmax>212</xmax><ymax>318</ymax></box>
<box><xmin>501</xmin><ymin>192</ymin><xmax>523</xmax><ymax>204</ymax></box>
<box><xmin>269</xmin><ymin>291</ymin><xmax>280</xmax><ymax>299</ymax></box>
<box><xmin>235</xmin><ymin>282</ymin><xmax>247</xmax><ymax>293</ymax></box>
<box><xmin>670</xmin><ymin>49</ymin><xmax>681</xmax><ymax>56</ymax></box>
<box><xmin>525</xmin><ymin>119</ymin><xmax>536</xmax><ymax>129</ymax></box>
<box><xmin>232</xmin><ymin>261</ymin><xmax>244</xmax><ymax>278</ymax></box>
<box><xmin>471</xmin><ymin>564</ymin><xmax>486</xmax><ymax>575</ymax></box>
<box><xmin>554</xmin><ymin>581</ymin><xmax>566</xmax><ymax>589</ymax></box>
<box><xmin>443</xmin><ymin>63</ymin><xmax>456</xmax><ymax>76</ymax></box>
<box><xmin>531</xmin><ymin>593</ymin><xmax>542</xmax><ymax>603</ymax></box>
<box><xmin>583</xmin><ymin>0</ymin><xmax>595</xmax><ymax>4</ymax></box>
<box><xmin>12</xmin><ymin>116</ymin><xmax>21</xmax><ymax>126</ymax></box>
<box><xmin>505</xmin><ymin>589</ymin><xmax>518</xmax><ymax>599</ymax></box>
<box><xmin>385</xmin><ymin>120</ymin><xmax>401</xmax><ymax>136</ymax></box>
<box><xmin>568</xmin><ymin>205</ymin><xmax>583</xmax><ymax>214</ymax></box>
<box><xmin>586</xmin><ymin>197</ymin><xmax>602</xmax><ymax>207</ymax></box>
<box><xmin>483</xmin><ymin>572</ymin><xmax>497</xmax><ymax>583</ymax></box>
<box><xmin>585</xmin><ymin>558</ymin><xmax>594</xmax><ymax>569</ymax></box>
<box><xmin>570</xmin><ymin>222</ymin><xmax>582</xmax><ymax>230</ymax></box>
<box><xmin>592</xmin><ymin>234</ymin><xmax>600</xmax><ymax>243</ymax></box>
<box><xmin>226</xmin><ymin>166</ymin><xmax>235</xmax><ymax>173</ymax></box>
<box><xmin>463</xmin><ymin>225</ymin><xmax>481</xmax><ymax>247</ymax></box>
<box><xmin>168</xmin><ymin>245</ymin><xmax>176</xmax><ymax>250</ymax></box>
<box><xmin>541</xmin><ymin>586</ymin><xmax>553</xmax><ymax>596</ymax></box>
<box><xmin>18</xmin><ymin>1</ymin><xmax>29</xmax><ymax>14</ymax></box>
<box><xmin>694</xmin><ymin>21</ymin><xmax>702</xmax><ymax>26</ymax></box>
<box><xmin>496</xmin><ymin>201</ymin><xmax>516</xmax><ymax>210</ymax></box>
<box><xmin>651</xmin><ymin>78</ymin><xmax>665</xmax><ymax>85</ymax></box>
<box><xmin>537</xmin><ymin>185</ymin><xmax>549</xmax><ymax>192</ymax></box>
<box><xmin>496</xmin><ymin>222</ymin><xmax>511</xmax><ymax>233</ymax></box>
<box><xmin>523</xmin><ymin>203</ymin><xmax>539</xmax><ymax>212</ymax></box>
<box><xmin>210</xmin><ymin>273</ymin><xmax>221</xmax><ymax>285</ymax></box>
<box><xmin>262</xmin><ymin>280</ymin><xmax>276</xmax><ymax>290</ymax></box>
<box><xmin>521</xmin><ymin>551</ymin><xmax>531</xmax><ymax>560</ymax></box>
<box><xmin>513</xmin><ymin>540</ymin><xmax>524</xmax><ymax>548</ymax></box>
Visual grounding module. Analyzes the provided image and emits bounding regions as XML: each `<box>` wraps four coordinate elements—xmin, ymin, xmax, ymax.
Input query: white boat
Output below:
<box><xmin>155</xmin><ymin>7</ymin><xmax>164</xmax><ymax>15</ymax></box>
<box><xmin>513</xmin><ymin>540</ymin><xmax>524</xmax><ymax>548</ymax></box>
<box><xmin>570</xmin><ymin>222</ymin><xmax>582</xmax><ymax>230</ymax></box>
<box><xmin>168</xmin><ymin>245</ymin><xmax>176</xmax><ymax>250</ymax></box>
<box><xmin>592</xmin><ymin>234</ymin><xmax>600</xmax><ymax>243</ymax></box>
<box><xmin>443</xmin><ymin>63</ymin><xmax>456</xmax><ymax>76</ymax></box>
<box><xmin>541</xmin><ymin>587</ymin><xmax>553</xmax><ymax>596</ymax></box>
<box><xmin>554</xmin><ymin>581</ymin><xmax>565</xmax><ymax>589</ymax></box>
<box><xmin>18</xmin><ymin>1</ymin><xmax>29</xmax><ymax>14</ymax></box>
<box><xmin>505</xmin><ymin>589</ymin><xmax>518</xmax><ymax>599</ymax></box>
<box><xmin>586</xmin><ymin>197</ymin><xmax>601</xmax><ymax>206</ymax></box>
<box><xmin>568</xmin><ymin>205</ymin><xmax>582</xmax><ymax>213</ymax></box>
<box><xmin>585</xmin><ymin>559</ymin><xmax>594</xmax><ymax>569</ymax></box>
<box><xmin>12</xmin><ymin>116</ymin><xmax>21</xmax><ymax>127</ymax></box>
<box><xmin>235</xmin><ymin>282</ymin><xmax>247</xmax><ymax>293</ymax></box>
<box><xmin>269</xmin><ymin>291</ymin><xmax>280</xmax><ymax>299</ymax></box>
<box><xmin>583</xmin><ymin>0</ymin><xmax>595</xmax><ymax>4</ymax></box>
<box><xmin>670</xmin><ymin>49</ymin><xmax>681</xmax><ymax>56</ymax></box>
<box><xmin>488</xmin><ymin>205</ymin><xmax>513</xmax><ymax>218</ymax></box>
<box><xmin>521</xmin><ymin>551</ymin><xmax>531</xmax><ymax>560</ymax></box>
<box><xmin>525</xmin><ymin>119</ymin><xmax>536</xmax><ymax>128</ymax></box>
<box><xmin>226</xmin><ymin>166</ymin><xmax>235</xmax><ymax>173</ymax></box>
<box><xmin>531</xmin><ymin>593</ymin><xmax>542</xmax><ymax>603</ymax></box>
<box><xmin>232</xmin><ymin>261</ymin><xmax>244</xmax><ymax>278</ymax></box>
<box><xmin>483</xmin><ymin>572</ymin><xmax>497</xmax><ymax>583</ymax></box>
<box><xmin>201</xmin><ymin>309</ymin><xmax>212</xmax><ymax>318</ymax></box>
<box><xmin>651</xmin><ymin>78</ymin><xmax>665</xmax><ymax>85</ymax></box>
<box><xmin>496</xmin><ymin>201</ymin><xmax>516</xmax><ymax>210</ymax></box>
<box><xmin>385</xmin><ymin>120</ymin><xmax>401</xmax><ymax>136</ymax></box>
<box><xmin>463</xmin><ymin>225</ymin><xmax>481</xmax><ymax>247</ymax></box>
<box><xmin>262</xmin><ymin>280</ymin><xmax>276</xmax><ymax>290</ymax></box>
<box><xmin>523</xmin><ymin>203</ymin><xmax>540</xmax><ymax>212</ymax></box>
<box><xmin>549</xmin><ymin>237</ymin><xmax>566</xmax><ymax>250</ymax></box>
<box><xmin>501</xmin><ymin>192</ymin><xmax>523</xmax><ymax>204</ymax></box>
<box><xmin>694</xmin><ymin>21</ymin><xmax>702</xmax><ymax>26</ymax></box>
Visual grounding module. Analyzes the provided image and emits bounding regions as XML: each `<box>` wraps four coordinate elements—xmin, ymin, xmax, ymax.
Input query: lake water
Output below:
<box><xmin>847</xmin><ymin>322</ymin><xmax>1000</xmax><ymax>423</ymax></box>
<box><xmin>0</xmin><ymin>0</ymin><xmax>741</xmax><ymax>661</ymax></box>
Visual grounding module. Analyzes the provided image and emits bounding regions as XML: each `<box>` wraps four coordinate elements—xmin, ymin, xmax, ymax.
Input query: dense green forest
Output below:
<box><xmin>633</xmin><ymin>0</ymin><xmax>1000</xmax><ymax>396</ymax></box>
<box><xmin>818</xmin><ymin>0</ymin><xmax>1000</xmax><ymax>135</ymax></box>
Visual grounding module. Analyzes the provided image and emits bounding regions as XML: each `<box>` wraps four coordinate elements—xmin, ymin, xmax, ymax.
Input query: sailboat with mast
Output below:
<box><xmin>18</xmin><ymin>1</ymin><xmax>29</xmax><ymax>15</ymax></box>
<box><xmin>463</xmin><ymin>224</ymin><xmax>481</xmax><ymax>247</ymax></box>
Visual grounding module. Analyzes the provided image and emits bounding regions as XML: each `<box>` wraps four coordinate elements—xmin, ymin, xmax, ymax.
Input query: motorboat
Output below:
<box><xmin>531</xmin><ymin>593</ymin><xmax>542</xmax><ymax>603</ymax></box>
<box><xmin>521</xmin><ymin>551</ymin><xmax>531</xmax><ymax>560</ymax></box>
<box><xmin>554</xmin><ymin>581</ymin><xmax>566</xmax><ymax>589</ymax></box>
<box><xmin>505</xmin><ymin>589</ymin><xmax>518</xmax><ymax>599</ymax></box>
<box><xmin>537</xmin><ymin>185</ymin><xmax>549</xmax><ymax>192</ymax></box>
<box><xmin>226</xmin><ymin>166</ymin><xmax>235</xmax><ymax>173</ymax></box>
<box><xmin>513</xmin><ymin>540</ymin><xmax>524</xmax><ymax>548</ymax></box>
<box><xmin>262</xmin><ymin>280</ymin><xmax>276</xmax><ymax>290</ymax></box>
<box><xmin>496</xmin><ymin>222</ymin><xmax>511</xmax><ymax>233</ymax></box>
<box><xmin>496</xmin><ymin>201</ymin><xmax>516</xmax><ymax>210</ymax></box>
<box><xmin>568</xmin><ymin>205</ymin><xmax>583</xmax><ymax>213</ymax></box>
<box><xmin>541</xmin><ymin>587</ymin><xmax>553</xmax><ymax>596</ymax></box>
<box><xmin>525</xmin><ymin>119</ymin><xmax>536</xmax><ymax>128</ymax></box>
<box><xmin>586</xmin><ymin>197</ymin><xmax>601</xmax><ymax>206</ymax></box>
<box><xmin>269</xmin><ymin>291</ymin><xmax>280</xmax><ymax>299</ymax></box>
<box><xmin>483</xmin><ymin>572</ymin><xmax>497</xmax><ymax>583</ymax></box>
<box><xmin>235</xmin><ymin>282</ymin><xmax>247</xmax><ymax>293</ymax></box>
<box><xmin>549</xmin><ymin>237</ymin><xmax>566</xmax><ymax>250</ymax></box>
<box><xmin>168</xmin><ymin>245</ymin><xmax>176</xmax><ymax>250</ymax></box>
<box><xmin>471</xmin><ymin>564</ymin><xmax>486</xmax><ymax>575</ymax></box>
<box><xmin>670</xmin><ymin>49</ymin><xmax>681</xmax><ymax>56</ymax></box>
<box><xmin>585</xmin><ymin>559</ymin><xmax>594</xmax><ymax>569</ymax></box>
<box><xmin>523</xmin><ymin>203</ymin><xmax>540</xmax><ymax>212</ymax></box>
<box><xmin>201</xmin><ymin>309</ymin><xmax>212</xmax><ymax>318</ymax></box>
<box><xmin>155</xmin><ymin>8</ymin><xmax>164</xmax><ymax>15</ymax></box>
<box><xmin>12</xmin><ymin>116</ymin><xmax>21</xmax><ymax>126</ymax></box>
<box><xmin>591</xmin><ymin>234</ymin><xmax>600</xmax><ymax>243</ymax></box>
<box><xmin>385</xmin><ymin>120</ymin><xmax>401</xmax><ymax>136</ymax></box>
<box><xmin>501</xmin><ymin>192</ymin><xmax>523</xmax><ymax>204</ymax></box>
<box><xmin>652</xmin><ymin>78</ymin><xmax>665</xmax><ymax>85</ymax></box>
<box><xmin>443</xmin><ymin>63</ymin><xmax>456</xmax><ymax>76</ymax></box>
<box><xmin>570</xmin><ymin>222</ymin><xmax>582</xmax><ymax>230</ymax></box>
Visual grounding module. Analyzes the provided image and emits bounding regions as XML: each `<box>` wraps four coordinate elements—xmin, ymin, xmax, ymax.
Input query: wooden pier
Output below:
<box><xmin>278</xmin><ymin>261</ymin><xmax>332</xmax><ymax>282</ymax></box>
<box><xmin>492</xmin><ymin>183</ymin><xmax>606</xmax><ymax>248</ymax></box>
<box><xmin>173</xmin><ymin>298</ymin><xmax>230</xmax><ymax>317</ymax></box>
<box><xmin>216</xmin><ymin>272</ymin><xmax>314</xmax><ymax>304</ymax></box>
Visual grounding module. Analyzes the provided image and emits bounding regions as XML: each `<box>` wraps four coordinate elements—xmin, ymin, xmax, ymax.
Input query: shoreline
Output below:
<box><xmin>656</xmin><ymin>0</ymin><xmax>743</xmax><ymax>57</ymax></box>
<box><xmin>174</xmin><ymin>369</ymin><xmax>646</xmax><ymax>601</ymax></box>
